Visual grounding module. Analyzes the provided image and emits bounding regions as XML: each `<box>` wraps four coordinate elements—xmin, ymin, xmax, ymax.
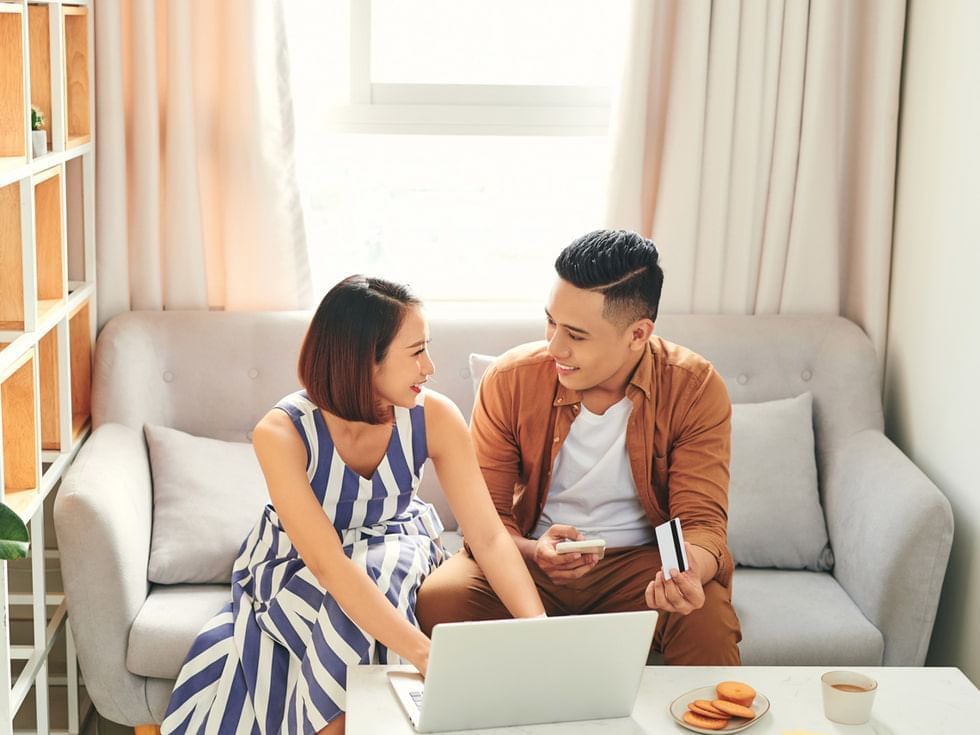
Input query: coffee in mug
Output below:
<box><xmin>821</xmin><ymin>671</ymin><xmax>878</xmax><ymax>725</ymax></box>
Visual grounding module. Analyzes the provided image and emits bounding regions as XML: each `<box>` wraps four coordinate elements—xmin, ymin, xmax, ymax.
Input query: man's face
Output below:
<box><xmin>544</xmin><ymin>278</ymin><xmax>643</xmax><ymax>394</ymax></box>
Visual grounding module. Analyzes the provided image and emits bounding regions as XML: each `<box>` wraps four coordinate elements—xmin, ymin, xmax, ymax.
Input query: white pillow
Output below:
<box><xmin>468</xmin><ymin>353</ymin><xmax>497</xmax><ymax>396</ymax></box>
<box><xmin>466</xmin><ymin>353</ymin><xmax>832</xmax><ymax>571</ymax></box>
<box><xmin>729</xmin><ymin>393</ymin><xmax>833</xmax><ymax>571</ymax></box>
<box><xmin>145</xmin><ymin>424</ymin><xmax>269</xmax><ymax>584</ymax></box>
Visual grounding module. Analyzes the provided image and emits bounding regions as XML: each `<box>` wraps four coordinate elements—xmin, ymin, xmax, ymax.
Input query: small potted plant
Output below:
<box><xmin>31</xmin><ymin>105</ymin><xmax>47</xmax><ymax>158</ymax></box>
<box><xmin>0</xmin><ymin>502</ymin><xmax>29</xmax><ymax>561</ymax></box>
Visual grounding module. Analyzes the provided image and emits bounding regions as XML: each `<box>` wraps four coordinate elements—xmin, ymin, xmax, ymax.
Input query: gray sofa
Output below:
<box><xmin>54</xmin><ymin>311</ymin><xmax>953</xmax><ymax>726</ymax></box>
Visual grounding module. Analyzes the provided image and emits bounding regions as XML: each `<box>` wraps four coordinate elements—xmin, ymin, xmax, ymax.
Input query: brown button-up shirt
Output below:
<box><xmin>471</xmin><ymin>337</ymin><xmax>734</xmax><ymax>587</ymax></box>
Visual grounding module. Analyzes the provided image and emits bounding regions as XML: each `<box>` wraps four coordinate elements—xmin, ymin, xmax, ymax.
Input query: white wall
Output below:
<box><xmin>886</xmin><ymin>0</ymin><xmax>980</xmax><ymax>684</ymax></box>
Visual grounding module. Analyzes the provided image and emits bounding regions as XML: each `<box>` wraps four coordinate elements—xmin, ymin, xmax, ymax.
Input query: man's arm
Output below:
<box><xmin>666</xmin><ymin>365</ymin><xmax>733</xmax><ymax>586</ymax></box>
<box><xmin>646</xmin><ymin>365</ymin><xmax>733</xmax><ymax>615</ymax></box>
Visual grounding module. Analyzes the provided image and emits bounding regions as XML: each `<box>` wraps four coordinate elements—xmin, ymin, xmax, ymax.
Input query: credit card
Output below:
<box><xmin>655</xmin><ymin>518</ymin><xmax>689</xmax><ymax>580</ymax></box>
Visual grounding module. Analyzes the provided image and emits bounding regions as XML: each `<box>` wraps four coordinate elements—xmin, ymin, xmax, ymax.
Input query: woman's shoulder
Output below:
<box><xmin>418</xmin><ymin>389</ymin><xmax>468</xmax><ymax>456</ymax></box>
<box><xmin>417</xmin><ymin>388</ymin><xmax>462</xmax><ymax>419</ymax></box>
<box><xmin>273</xmin><ymin>389</ymin><xmax>319</xmax><ymax>418</ymax></box>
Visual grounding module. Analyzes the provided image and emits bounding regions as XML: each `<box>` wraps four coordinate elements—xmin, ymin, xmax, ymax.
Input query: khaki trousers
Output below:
<box><xmin>416</xmin><ymin>546</ymin><xmax>742</xmax><ymax>666</ymax></box>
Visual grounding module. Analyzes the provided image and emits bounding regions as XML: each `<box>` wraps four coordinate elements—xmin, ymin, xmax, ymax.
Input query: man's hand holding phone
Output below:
<box><xmin>533</xmin><ymin>525</ymin><xmax>603</xmax><ymax>585</ymax></box>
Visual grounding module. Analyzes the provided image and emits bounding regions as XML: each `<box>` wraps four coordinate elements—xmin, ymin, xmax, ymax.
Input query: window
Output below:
<box><xmin>284</xmin><ymin>0</ymin><xmax>630</xmax><ymax>302</ymax></box>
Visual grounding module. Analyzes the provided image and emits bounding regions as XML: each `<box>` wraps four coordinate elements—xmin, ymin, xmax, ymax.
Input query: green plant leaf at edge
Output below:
<box><xmin>0</xmin><ymin>503</ymin><xmax>30</xmax><ymax>560</ymax></box>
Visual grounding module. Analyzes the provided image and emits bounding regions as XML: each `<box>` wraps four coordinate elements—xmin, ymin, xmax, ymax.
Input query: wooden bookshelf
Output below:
<box><xmin>0</xmin><ymin>181</ymin><xmax>25</xmax><ymax>331</ymax></box>
<box><xmin>0</xmin><ymin>4</ymin><xmax>26</xmax><ymax>168</ymax></box>
<box><xmin>1</xmin><ymin>2</ymin><xmax>96</xmax><ymax>732</ymax></box>
<box><xmin>62</xmin><ymin>5</ymin><xmax>89</xmax><ymax>149</ymax></box>
<box><xmin>68</xmin><ymin>299</ymin><xmax>90</xmax><ymax>440</ymax></box>
<box><xmin>1</xmin><ymin>351</ymin><xmax>39</xmax><ymax>508</ymax></box>
<box><xmin>38</xmin><ymin>324</ymin><xmax>60</xmax><ymax>451</ymax></box>
<box><xmin>28</xmin><ymin>3</ymin><xmax>52</xmax><ymax>160</ymax></box>
<box><xmin>33</xmin><ymin>166</ymin><xmax>66</xmax><ymax>324</ymax></box>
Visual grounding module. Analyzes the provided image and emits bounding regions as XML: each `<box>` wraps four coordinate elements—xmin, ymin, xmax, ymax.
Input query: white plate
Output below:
<box><xmin>668</xmin><ymin>685</ymin><xmax>771</xmax><ymax>733</ymax></box>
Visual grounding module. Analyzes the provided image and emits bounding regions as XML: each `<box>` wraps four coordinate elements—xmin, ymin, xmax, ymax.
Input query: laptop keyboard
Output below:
<box><xmin>409</xmin><ymin>689</ymin><xmax>424</xmax><ymax>709</ymax></box>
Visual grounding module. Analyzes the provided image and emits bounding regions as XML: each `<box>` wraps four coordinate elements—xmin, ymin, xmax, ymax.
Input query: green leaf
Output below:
<box><xmin>0</xmin><ymin>503</ymin><xmax>29</xmax><ymax>560</ymax></box>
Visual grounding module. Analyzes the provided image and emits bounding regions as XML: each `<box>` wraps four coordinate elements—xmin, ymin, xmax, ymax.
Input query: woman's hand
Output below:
<box><xmin>408</xmin><ymin>637</ymin><xmax>431</xmax><ymax>678</ymax></box>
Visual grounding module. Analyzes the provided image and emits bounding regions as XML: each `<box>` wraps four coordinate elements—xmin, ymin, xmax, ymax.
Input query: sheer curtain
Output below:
<box><xmin>94</xmin><ymin>0</ymin><xmax>311</xmax><ymax>326</ymax></box>
<box><xmin>606</xmin><ymin>0</ymin><xmax>905</xmax><ymax>356</ymax></box>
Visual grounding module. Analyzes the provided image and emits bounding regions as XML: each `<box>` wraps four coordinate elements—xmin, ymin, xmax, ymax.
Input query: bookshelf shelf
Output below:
<box><xmin>62</xmin><ymin>6</ymin><xmax>89</xmax><ymax>150</ymax></box>
<box><xmin>0</xmin><ymin>181</ymin><xmax>26</xmax><ymax>332</ymax></box>
<box><xmin>37</xmin><ymin>323</ymin><xmax>61</xmax><ymax>452</ymax></box>
<box><xmin>1</xmin><ymin>350</ymin><xmax>40</xmax><ymax>505</ymax></box>
<box><xmin>0</xmin><ymin>5</ymin><xmax>26</xmax><ymax>165</ymax></box>
<box><xmin>67</xmin><ymin>300</ymin><xmax>90</xmax><ymax>442</ymax></box>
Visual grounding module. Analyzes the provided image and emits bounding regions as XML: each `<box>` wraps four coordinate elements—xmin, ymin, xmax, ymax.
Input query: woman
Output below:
<box><xmin>161</xmin><ymin>276</ymin><xmax>545</xmax><ymax>734</ymax></box>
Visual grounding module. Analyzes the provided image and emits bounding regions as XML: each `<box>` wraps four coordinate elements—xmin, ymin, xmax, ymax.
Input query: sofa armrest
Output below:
<box><xmin>54</xmin><ymin>423</ymin><xmax>156</xmax><ymax>725</ymax></box>
<box><xmin>822</xmin><ymin>429</ymin><xmax>953</xmax><ymax>665</ymax></box>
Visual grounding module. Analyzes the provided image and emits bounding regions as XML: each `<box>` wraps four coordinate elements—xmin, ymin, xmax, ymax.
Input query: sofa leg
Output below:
<box><xmin>134</xmin><ymin>727</ymin><xmax>161</xmax><ymax>735</ymax></box>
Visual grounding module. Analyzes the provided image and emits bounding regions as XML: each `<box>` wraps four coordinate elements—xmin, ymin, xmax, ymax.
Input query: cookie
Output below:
<box><xmin>716</xmin><ymin>680</ymin><xmax>756</xmax><ymax>707</ymax></box>
<box><xmin>683</xmin><ymin>711</ymin><xmax>730</xmax><ymax>730</ymax></box>
<box><xmin>688</xmin><ymin>702</ymin><xmax>728</xmax><ymax>720</ymax></box>
<box><xmin>692</xmin><ymin>699</ymin><xmax>728</xmax><ymax>716</ymax></box>
<box><xmin>711</xmin><ymin>699</ymin><xmax>755</xmax><ymax>719</ymax></box>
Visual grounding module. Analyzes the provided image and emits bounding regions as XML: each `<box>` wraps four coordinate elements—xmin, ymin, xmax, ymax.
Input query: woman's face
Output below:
<box><xmin>373</xmin><ymin>306</ymin><xmax>434</xmax><ymax>410</ymax></box>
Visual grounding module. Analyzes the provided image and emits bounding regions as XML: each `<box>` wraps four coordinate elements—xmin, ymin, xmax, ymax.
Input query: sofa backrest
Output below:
<box><xmin>94</xmin><ymin>310</ymin><xmax>883</xmax><ymax>530</ymax></box>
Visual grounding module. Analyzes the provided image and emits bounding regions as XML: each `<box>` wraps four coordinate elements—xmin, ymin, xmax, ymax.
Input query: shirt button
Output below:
<box><xmin>556</xmin><ymin>397</ymin><xmax>562</xmax><ymax>404</ymax></box>
<box><xmin>553</xmin><ymin>435</ymin><xmax>559</xmax><ymax>442</ymax></box>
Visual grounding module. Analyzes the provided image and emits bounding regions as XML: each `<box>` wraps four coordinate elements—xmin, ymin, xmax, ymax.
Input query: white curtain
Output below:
<box><xmin>606</xmin><ymin>0</ymin><xmax>905</xmax><ymax>356</ymax></box>
<box><xmin>94</xmin><ymin>0</ymin><xmax>311</xmax><ymax>326</ymax></box>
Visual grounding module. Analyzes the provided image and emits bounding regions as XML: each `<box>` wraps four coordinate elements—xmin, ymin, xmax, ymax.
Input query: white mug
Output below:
<box><xmin>821</xmin><ymin>670</ymin><xmax>878</xmax><ymax>725</ymax></box>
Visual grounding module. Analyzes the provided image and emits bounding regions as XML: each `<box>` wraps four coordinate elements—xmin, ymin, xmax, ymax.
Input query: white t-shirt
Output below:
<box><xmin>532</xmin><ymin>396</ymin><xmax>657</xmax><ymax>548</ymax></box>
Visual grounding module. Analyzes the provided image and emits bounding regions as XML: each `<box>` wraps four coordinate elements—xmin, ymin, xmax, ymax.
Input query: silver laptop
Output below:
<box><xmin>388</xmin><ymin>610</ymin><xmax>657</xmax><ymax>732</ymax></box>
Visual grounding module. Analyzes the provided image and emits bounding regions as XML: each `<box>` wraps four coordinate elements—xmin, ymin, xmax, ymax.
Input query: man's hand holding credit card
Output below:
<box><xmin>645</xmin><ymin>517</ymin><xmax>707</xmax><ymax>616</ymax></box>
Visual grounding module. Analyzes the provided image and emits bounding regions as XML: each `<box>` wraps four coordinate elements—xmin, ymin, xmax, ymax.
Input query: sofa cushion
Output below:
<box><xmin>729</xmin><ymin>393</ymin><xmax>833</xmax><ymax>571</ymax></box>
<box><xmin>145</xmin><ymin>424</ymin><xmax>269</xmax><ymax>584</ymax></box>
<box><xmin>732</xmin><ymin>568</ymin><xmax>883</xmax><ymax>665</ymax></box>
<box><xmin>469</xmin><ymin>353</ymin><xmax>497</xmax><ymax>396</ymax></box>
<box><xmin>128</xmin><ymin>584</ymin><xmax>231</xmax><ymax>679</ymax></box>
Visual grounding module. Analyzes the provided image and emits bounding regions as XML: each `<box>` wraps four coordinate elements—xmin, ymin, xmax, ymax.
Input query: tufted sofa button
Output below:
<box><xmin>801</xmin><ymin>369</ymin><xmax>813</xmax><ymax>381</ymax></box>
<box><xmin>162</xmin><ymin>371</ymin><xmax>174</xmax><ymax>383</ymax></box>
<box><xmin>460</xmin><ymin>368</ymin><xmax>470</xmax><ymax>379</ymax></box>
<box><xmin>736</xmin><ymin>374</ymin><xmax>748</xmax><ymax>385</ymax></box>
<box><xmin>248</xmin><ymin>368</ymin><xmax>259</xmax><ymax>379</ymax></box>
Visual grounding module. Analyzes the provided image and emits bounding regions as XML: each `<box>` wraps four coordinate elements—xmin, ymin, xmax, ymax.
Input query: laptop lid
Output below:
<box><xmin>416</xmin><ymin>610</ymin><xmax>657</xmax><ymax>732</ymax></box>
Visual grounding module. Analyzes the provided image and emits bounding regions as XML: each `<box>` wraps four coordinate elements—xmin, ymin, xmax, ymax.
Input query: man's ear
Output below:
<box><xmin>629</xmin><ymin>319</ymin><xmax>654</xmax><ymax>349</ymax></box>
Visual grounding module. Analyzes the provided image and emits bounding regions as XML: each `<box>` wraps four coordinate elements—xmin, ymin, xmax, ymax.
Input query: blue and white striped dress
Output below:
<box><xmin>162</xmin><ymin>391</ymin><xmax>447</xmax><ymax>734</ymax></box>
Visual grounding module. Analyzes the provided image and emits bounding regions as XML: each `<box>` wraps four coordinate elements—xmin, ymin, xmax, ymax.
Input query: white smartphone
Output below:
<box><xmin>555</xmin><ymin>538</ymin><xmax>607</xmax><ymax>559</ymax></box>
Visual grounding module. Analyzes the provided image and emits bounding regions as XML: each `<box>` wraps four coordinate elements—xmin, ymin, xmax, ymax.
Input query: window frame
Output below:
<box><xmin>324</xmin><ymin>0</ymin><xmax>612</xmax><ymax>136</ymax></box>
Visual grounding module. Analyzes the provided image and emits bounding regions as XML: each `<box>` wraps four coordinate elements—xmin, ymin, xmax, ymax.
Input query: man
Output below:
<box><xmin>416</xmin><ymin>230</ymin><xmax>741</xmax><ymax>664</ymax></box>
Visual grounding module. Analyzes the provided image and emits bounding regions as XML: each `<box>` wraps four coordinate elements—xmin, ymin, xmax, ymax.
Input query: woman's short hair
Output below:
<box><xmin>298</xmin><ymin>275</ymin><xmax>421</xmax><ymax>424</ymax></box>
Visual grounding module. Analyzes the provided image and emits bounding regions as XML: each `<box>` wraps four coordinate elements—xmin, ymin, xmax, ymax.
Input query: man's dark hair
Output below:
<box><xmin>298</xmin><ymin>275</ymin><xmax>421</xmax><ymax>424</ymax></box>
<box><xmin>554</xmin><ymin>229</ymin><xmax>664</xmax><ymax>326</ymax></box>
